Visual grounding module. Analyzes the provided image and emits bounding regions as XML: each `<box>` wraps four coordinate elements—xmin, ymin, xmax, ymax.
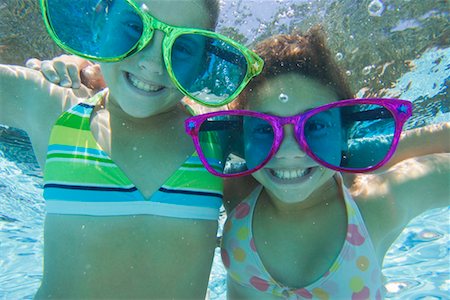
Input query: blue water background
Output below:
<box><xmin>1</xmin><ymin>0</ymin><xmax>449</xmax><ymax>299</ymax></box>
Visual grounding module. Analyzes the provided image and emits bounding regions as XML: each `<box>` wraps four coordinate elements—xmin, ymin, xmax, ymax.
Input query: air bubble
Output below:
<box><xmin>368</xmin><ymin>0</ymin><xmax>385</xmax><ymax>17</ymax></box>
<box><xmin>278</xmin><ymin>93</ymin><xmax>289</xmax><ymax>103</ymax></box>
<box><xmin>362</xmin><ymin>65</ymin><xmax>373</xmax><ymax>75</ymax></box>
<box><xmin>336</xmin><ymin>52</ymin><xmax>344</xmax><ymax>61</ymax></box>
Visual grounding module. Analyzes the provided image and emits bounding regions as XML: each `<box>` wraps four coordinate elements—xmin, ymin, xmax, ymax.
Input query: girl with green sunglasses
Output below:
<box><xmin>40</xmin><ymin>0</ymin><xmax>263</xmax><ymax>107</ymax></box>
<box><xmin>0</xmin><ymin>0</ymin><xmax>260</xmax><ymax>298</ymax></box>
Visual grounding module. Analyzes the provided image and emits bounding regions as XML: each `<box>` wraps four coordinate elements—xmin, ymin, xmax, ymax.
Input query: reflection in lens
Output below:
<box><xmin>171</xmin><ymin>34</ymin><xmax>208</xmax><ymax>90</ymax></box>
<box><xmin>47</xmin><ymin>0</ymin><xmax>143</xmax><ymax>58</ymax></box>
<box><xmin>304</xmin><ymin>107</ymin><xmax>342</xmax><ymax>168</ymax></box>
<box><xmin>306</xmin><ymin>104</ymin><xmax>396</xmax><ymax>169</ymax></box>
<box><xmin>243</xmin><ymin>117</ymin><xmax>275</xmax><ymax>171</ymax></box>
<box><xmin>174</xmin><ymin>37</ymin><xmax>247</xmax><ymax>105</ymax></box>
<box><xmin>342</xmin><ymin>104</ymin><xmax>396</xmax><ymax>169</ymax></box>
<box><xmin>197</xmin><ymin>115</ymin><xmax>274</xmax><ymax>175</ymax></box>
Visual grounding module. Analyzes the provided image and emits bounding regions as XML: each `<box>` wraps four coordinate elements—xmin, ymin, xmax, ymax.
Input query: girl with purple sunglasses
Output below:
<box><xmin>186</xmin><ymin>27</ymin><xmax>450</xmax><ymax>299</ymax></box>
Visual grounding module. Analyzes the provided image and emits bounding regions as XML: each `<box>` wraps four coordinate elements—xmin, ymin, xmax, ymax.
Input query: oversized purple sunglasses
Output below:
<box><xmin>185</xmin><ymin>98</ymin><xmax>413</xmax><ymax>177</ymax></box>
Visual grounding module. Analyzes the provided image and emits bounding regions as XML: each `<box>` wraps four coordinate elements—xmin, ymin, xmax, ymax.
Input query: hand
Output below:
<box><xmin>26</xmin><ymin>55</ymin><xmax>106</xmax><ymax>92</ymax></box>
<box><xmin>26</xmin><ymin>55</ymin><xmax>87</xmax><ymax>88</ymax></box>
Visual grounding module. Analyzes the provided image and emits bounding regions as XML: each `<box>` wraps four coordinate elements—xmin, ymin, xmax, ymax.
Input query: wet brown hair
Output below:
<box><xmin>231</xmin><ymin>26</ymin><xmax>354</xmax><ymax>109</ymax></box>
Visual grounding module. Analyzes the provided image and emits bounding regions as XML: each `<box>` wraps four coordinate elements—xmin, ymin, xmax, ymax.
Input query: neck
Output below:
<box><xmin>105</xmin><ymin>95</ymin><xmax>187</xmax><ymax>130</ymax></box>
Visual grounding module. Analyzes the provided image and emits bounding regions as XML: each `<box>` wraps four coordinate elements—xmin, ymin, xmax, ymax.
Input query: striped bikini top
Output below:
<box><xmin>43</xmin><ymin>89</ymin><xmax>223</xmax><ymax>220</ymax></box>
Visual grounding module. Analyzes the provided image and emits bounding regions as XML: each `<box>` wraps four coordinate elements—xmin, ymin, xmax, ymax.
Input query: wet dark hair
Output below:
<box><xmin>231</xmin><ymin>25</ymin><xmax>354</xmax><ymax>109</ymax></box>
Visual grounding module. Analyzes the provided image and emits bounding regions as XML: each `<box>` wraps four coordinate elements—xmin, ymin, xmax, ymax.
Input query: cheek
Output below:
<box><xmin>98</xmin><ymin>63</ymin><xmax>118</xmax><ymax>86</ymax></box>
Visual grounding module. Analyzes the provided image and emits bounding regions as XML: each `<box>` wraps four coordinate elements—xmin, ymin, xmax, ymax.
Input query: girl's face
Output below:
<box><xmin>100</xmin><ymin>0</ymin><xmax>212</xmax><ymax>119</ymax></box>
<box><xmin>246</xmin><ymin>73</ymin><xmax>340</xmax><ymax>205</ymax></box>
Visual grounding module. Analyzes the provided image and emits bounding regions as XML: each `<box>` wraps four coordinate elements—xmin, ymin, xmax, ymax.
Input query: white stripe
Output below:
<box><xmin>178</xmin><ymin>166</ymin><xmax>211</xmax><ymax>172</ymax></box>
<box><xmin>45</xmin><ymin>200</ymin><xmax>220</xmax><ymax>220</ymax></box>
<box><xmin>45</xmin><ymin>157</ymin><xmax>116</xmax><ymax>167</ymax></box>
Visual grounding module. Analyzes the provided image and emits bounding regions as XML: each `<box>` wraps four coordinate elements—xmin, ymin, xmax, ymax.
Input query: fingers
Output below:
<box><xmin>25</xmin><ymin>58</ymin><xmax>42</xmax><ymax>70</ymax></box>
<box><xmin>66</xmin><ymin>63</ymin><xmax>81</xmax><ymax>89</ymax></box>
<box><xmin>25</xmin><ymin>55</ymin><xmax>86</xmax><ymax>89</ymax></box>
<box><xmin>41</xmin><ymin>60</ymin><xmax>62</xmax><ymax>84</ymax></box>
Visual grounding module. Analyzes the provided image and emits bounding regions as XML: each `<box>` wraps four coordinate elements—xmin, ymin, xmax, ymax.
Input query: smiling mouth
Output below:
<box><xmin>126</xmin><ymin>73</ymin><xmax>165</xmax><ymax>93</ymax></box>
<box><xmin>268</xmin><ymin>167</ymin><xmax>313</xmax><ymax>181</ymax></box>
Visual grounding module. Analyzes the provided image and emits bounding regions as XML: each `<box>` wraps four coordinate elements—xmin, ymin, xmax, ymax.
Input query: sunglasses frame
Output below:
<box><xmin>185</xmin><ymin>98</ymin><xmax>413</xmax><ymax>177</ymax></box>
<box><xmin>40</xmin><ymin>0</ymin><xmax>264</xmax><ymax>107</ymax></box>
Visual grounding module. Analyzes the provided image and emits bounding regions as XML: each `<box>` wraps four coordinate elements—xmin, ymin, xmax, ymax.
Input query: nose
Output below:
<box><xmin>274</xmin><ymin>125</ymin><xmax>306</xmax><ymax>159</ymax></box>
<box><xmin>137</xmin><ymin>31</ymin><xmax>165</xmax><ymax>75</ymax></box>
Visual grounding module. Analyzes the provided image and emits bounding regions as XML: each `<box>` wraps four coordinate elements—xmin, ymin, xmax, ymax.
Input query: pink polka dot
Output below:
<box><xmin>249</xmin><ymin>276</ymin><xmax>270</xmax><ymax>291</ymax></box>
<box><xmin>347</xmin><ymin>224</ymin><xmax>365</xmax><ymax>246</ymax></box>
<box><xmin>221</xmin><ymin>248</ymin><xmax>230</xmax><ymax>268</ymax></box>
<box><xmin>250</xmin><ymin>238</ymin><xmax>256</xmax><ymax>252</ymax></box>
<box><xmin>235</xmin><ymin>203</ymin><xmax>250</xmax><ymax>219</ymax></box>
<box><xmin>352</xmin><ymin>286</ymin><xmax>370</xmax><ymax>300</ymax></box>
<box><xmin>294</xmin><ymin>288</ymin><xmax>313</xmax><ymax>298</ymax></box>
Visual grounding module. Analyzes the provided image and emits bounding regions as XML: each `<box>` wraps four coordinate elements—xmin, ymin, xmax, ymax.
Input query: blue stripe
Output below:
<box><xmin>47</xmin><ymin>144</ymin><xmax>109</xmax><ymax>158</ymax></box>
<box><xmin>151</xmin><ymin>189</ymin><xmax>222</xmax><ymax>209</ymax></box>
<box><xmin>68</xmin><ymin>103</ymin><xmax>93</xmax><ymax>115</ymax></box>
<box><xmin>44</xmin><ymin>187</ymin><xmax>144</xmax><ymax>202</ymax></box>
<box><xmin>44</xmin><ymin>186</ymin><xmax>222</xmax><ymax>209</ymax></box>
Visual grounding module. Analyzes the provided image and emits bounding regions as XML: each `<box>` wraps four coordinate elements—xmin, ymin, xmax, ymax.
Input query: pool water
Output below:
<box><xmin>1</xmin><ymin>0</ymin><xmax>449</xmax><ymax>299</ymax></box>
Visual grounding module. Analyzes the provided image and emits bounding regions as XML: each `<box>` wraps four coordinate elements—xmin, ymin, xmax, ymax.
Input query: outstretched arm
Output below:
<box><xmin>343</xmin><ymin>122</ymin><xmax>450</xmax><ymax>186</ymax></box>
<box><xmin>354</xmin><ymin>153</ymin><xmax>450</xmax><ymax>260</ymax></box>
<box><xmin>383</xmin><ymin>122</ymin><xmax>450</xmax><ymax>170</ymax></box>
<box><xmin>0</xmin><ymin>64</ymin><xmax>87</xmax><ymax>166</ymax></box>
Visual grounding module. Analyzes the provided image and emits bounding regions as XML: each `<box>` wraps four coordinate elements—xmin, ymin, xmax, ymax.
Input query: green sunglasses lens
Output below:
<box><xmin>171</xmin><ymin>34</ymin><xmax>248</xmax><ymax>105</ymax></box>
<box><xmin>44</xmin><ymin>0</ymin><xmax>260</xmax><ymax>106</ymax></box>
<box><xmin>46</xmin><ymin>0</ymin><xmax>143</xmax><ymax>58</ymax></box>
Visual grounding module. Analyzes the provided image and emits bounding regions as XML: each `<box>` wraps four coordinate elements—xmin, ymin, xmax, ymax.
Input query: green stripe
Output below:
<box><xmin>48</xmin><ymin>126</ymin><xmax>100</xmax><ymax>149</ymax></box>
<box><xmin>164</xmin><ymin>169</ymin><xmax>222</xmax><ymax>191</ymax></box>
<box><xmin>44</xmin><ymin>161</ymin><xmax>133</xmax><ymax>186</ymax></box>
<box><xmin>54</xmin><ymin>113</ymin><xmax>91</xmax><ymax>131</ymax></box>
<box><xmin>46</xmin><ymin>153</ymin><xmax>112</xmax><ymax>164</ymax></box>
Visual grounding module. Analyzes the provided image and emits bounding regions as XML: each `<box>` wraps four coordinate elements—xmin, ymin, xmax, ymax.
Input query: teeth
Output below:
<box><xmin>128</xmin><ymin>73</ymin><xmax>163</xmax><ymax>92</ymax></box>
<box><xmin>272</xmin><ymin>169</ymin><xmax>309</xmax><ymax>179</ymax></box>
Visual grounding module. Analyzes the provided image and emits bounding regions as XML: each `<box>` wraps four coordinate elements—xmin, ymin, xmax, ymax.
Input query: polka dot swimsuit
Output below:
<box><xmin>221</xmin><ymin>176</ymin><xmax>384</xmax><ymax>299</ymax></box>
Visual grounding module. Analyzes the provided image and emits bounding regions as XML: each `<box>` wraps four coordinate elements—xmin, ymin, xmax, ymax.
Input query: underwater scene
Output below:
<box><xmin>0</xmin><ymin>0</ymin><xmax>449</xmax><ymax>299</ymax></box>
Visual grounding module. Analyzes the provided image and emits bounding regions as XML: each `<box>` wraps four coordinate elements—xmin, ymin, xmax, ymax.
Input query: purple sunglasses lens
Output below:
<box><xmin>196</xmin><ymin>114</ymin><xmax>275</xmax><ymax>175</ymax></box>
<box><xmin>303</xmin><ymin>104</ymin><xmax>396</xmax><ymax>170</ymax></box>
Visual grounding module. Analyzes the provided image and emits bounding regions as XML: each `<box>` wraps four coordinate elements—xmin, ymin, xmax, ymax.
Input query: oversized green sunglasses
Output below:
<box><xmin>40</xmin><ymin>0</ymin><xmax>264</xmax><ymax>107</ymax></box>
